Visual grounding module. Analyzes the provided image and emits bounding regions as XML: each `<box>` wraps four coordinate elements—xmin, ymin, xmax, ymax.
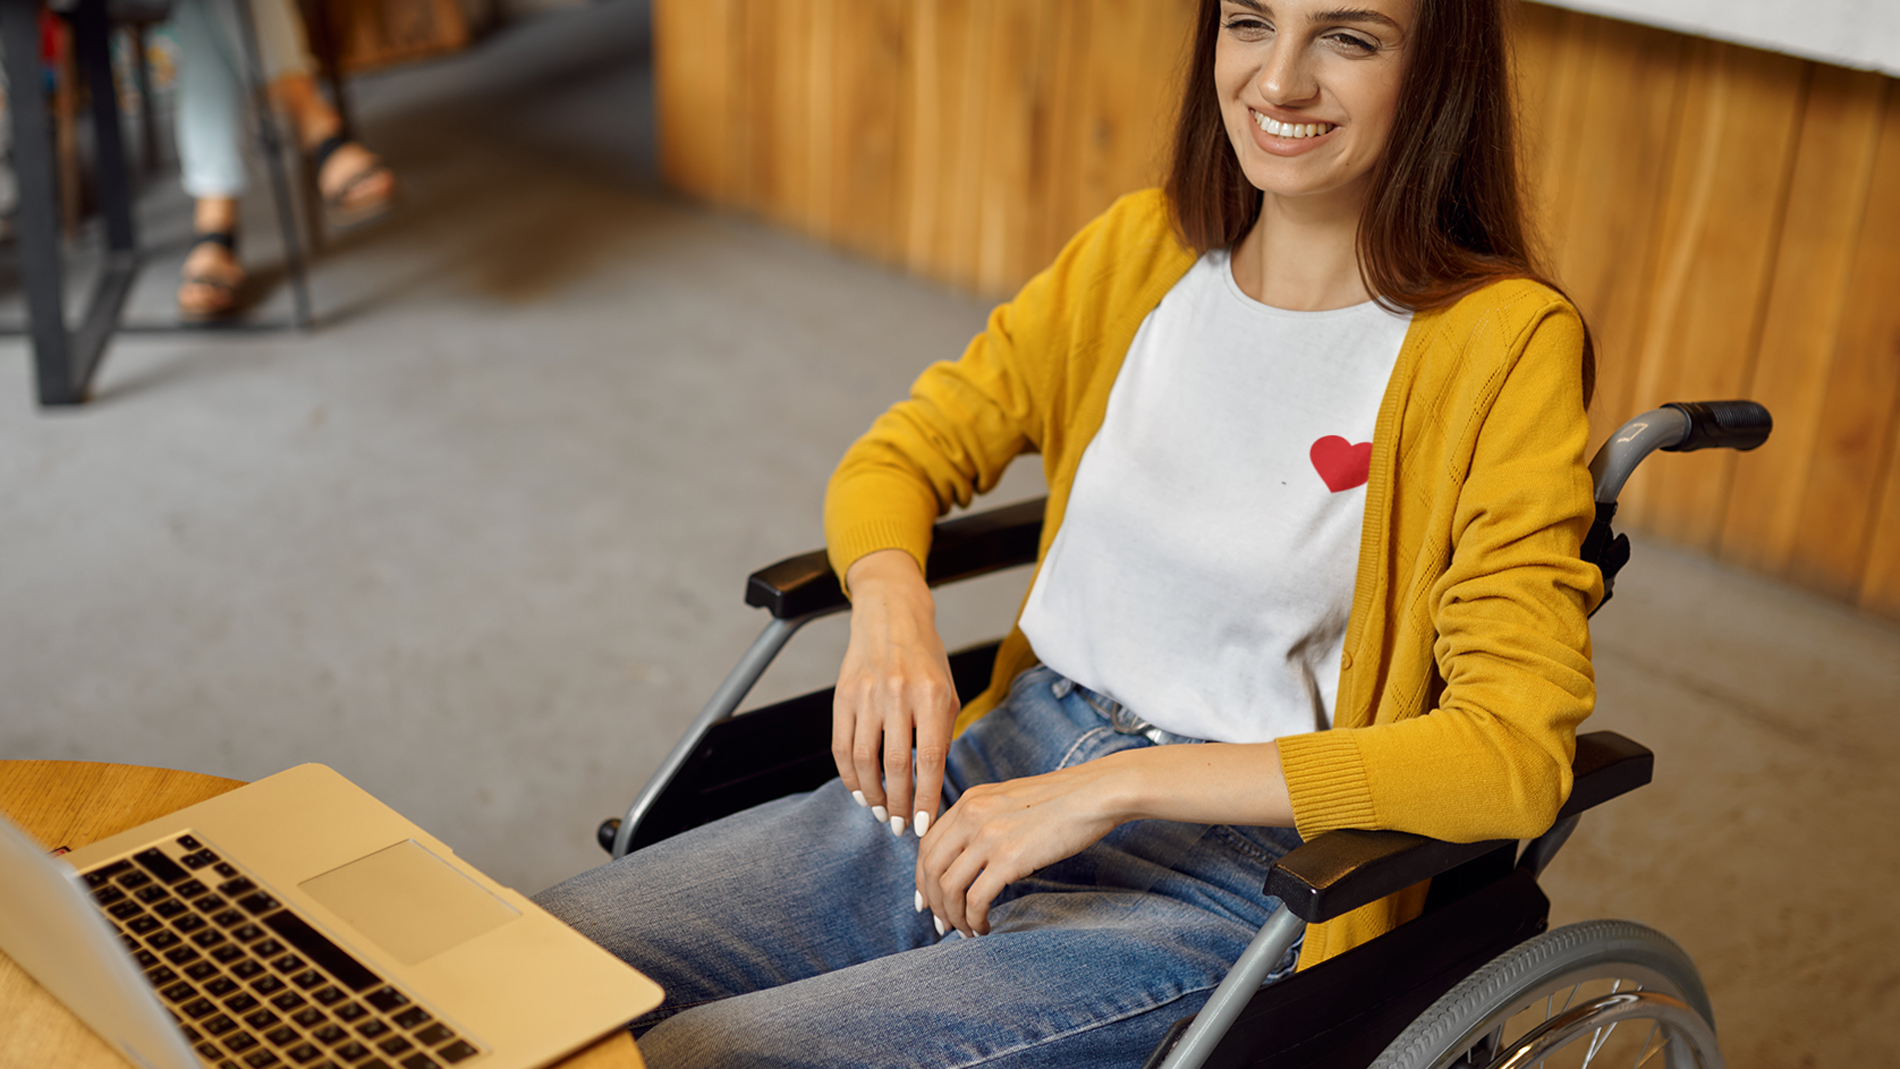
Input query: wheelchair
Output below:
<box><xmin>595</xmin><ymin>400</ymin><xmax>1772</xmax><ymax>1069</ymax></box>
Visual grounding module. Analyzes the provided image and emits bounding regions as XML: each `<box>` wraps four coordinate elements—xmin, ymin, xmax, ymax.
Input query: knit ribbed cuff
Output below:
<box><xmin>828</xmin><ymin>518</ymin><xmax>933</xmax><ymax>598</ymax></box>
<box><xmin>1278</xmin><ymin>730</ymin><xmax>1378</xmax><ymax>838</ymax></box>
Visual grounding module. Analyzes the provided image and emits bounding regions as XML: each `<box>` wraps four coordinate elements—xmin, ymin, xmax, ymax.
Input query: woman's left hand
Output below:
<box><xmin>915</xmin><ymin>758</ymin><xmax>1131</xmax><ymax>937</ymax></box>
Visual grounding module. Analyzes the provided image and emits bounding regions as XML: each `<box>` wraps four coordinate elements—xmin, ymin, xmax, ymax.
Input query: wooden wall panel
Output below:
<box><xmin>652</xmin><ymin>0</ymin><xmax>1900</xmax><ymax>621</ymax></box>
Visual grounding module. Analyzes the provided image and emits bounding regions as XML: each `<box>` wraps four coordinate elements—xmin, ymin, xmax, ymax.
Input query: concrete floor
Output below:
<box><xmin>2</xmin><ymin>3</ymin><xmax>1895</xmax><ymax>1064</ymax></box>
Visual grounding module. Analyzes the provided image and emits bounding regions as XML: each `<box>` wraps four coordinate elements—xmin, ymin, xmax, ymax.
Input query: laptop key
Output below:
<box><xmin>85</xmin><ymin>860</ymin><xmax>135</xmax><ymax>886</ymax></box>
<box><xmin>435</xmin><ymin>1041</ymin><xmax>476</xmax><ymax>1065</ymax></box>
<box><xmin>254</xmin><ymin>975</ymin><xmax>288</xmax><ymax>995</ymax></box>
<box><xmin>197</xmin><ymin>1042</ymin><xmax>224</xmax><ymax>1059</ymax></box>
<box><xmin>391</xmin><ymin>1008</ymin><xmax>429</xmax><ymax>1030</ymax></box>
<box><xmin>145</xmin><ymin>965</ymin><xmax>178</xmax><ymax>987</ymax></box>
<box><xmin>239</xmin><ymin>893</ymin><xmax>284</xmax><ymax>916</ymax></box>
<box><xmin>213</xmin><ymin>944</ymin><xmax>247</xmax><ymax>964</ymax></box>
<box><xmin>313</xmin><ymin>986</ymin><xmax>347</xmax><ymax>1006</ymax></box>
<box><xmin>147</xmin><ymin>929</ymin><xmax>180</xmax><ymax>948</ymax></box>
<box><xmin>93</xmin><ymin>886</ymin><xmax>127</xmax><ymax>906</ymax></box>
<box><xmin>244</xmin><ymin>1049</ymin><xmax>280</xmax><ymax>1067</ymax></box>
<box><xmin>398</xmin><ymin>1054</ymin><xmax>437</xmax><ymax>1069</ymax></box>
<box><xmin>355</xmin><ymin>1020</ymin><xmax>390</xmax><ymax>1039</ymax></box>
<box><xmin>365</xmin><ymin>988</ymin><xmax>408</xmax><ymax>1013</ymax></box>
<box><xmin>311</xmin><ymin>1023</ymin><xmax>346</xmax><ymax>1044</ymax></box>
<box><xmin>164</xmin><ymin>946</ymin><xmax>201</xmax><ymax>965</ymax></box>
<box><xmin>244</xmin><ymin>1009</ymin><xmax>280</xmax><ymax>1029</ymax></box>
<box><xmin>215</xmin><ymin>909</ymin><xmax>248</xmax><ymax>927</ymax></box>
<box><xmin>161</xmin><ymin>981</ymin><xmax>195</xmax><ymax>1002</ymax></box>
<box><xmin>411</xmin><ymin>1025</ymin><xmax>451</xmax><ymax>1047</ymax></box>
<box><xmin>107</xmin><ymin>899</ymin><xmax>143</xmax><ymax>920</ymax></box>
<box><xmin>273</xmin><ymin>954</ymin><xmax>307</xmax><ymax>973</ymax></box>
<box><xmin>129</xmin><ymin>915</ymin><xmax>162</xmax><ymax>935</ymax></box>
<box><xmin>224</xmin><ymin>1031</ymin><xmax>260</xmax><ymax>1053</ymax></box>
<box><xmin>272</xmin><ymin>991</ymin><xmax>307</xmax><ymax>1011</ymax></box>
<box><xmin>207</xmin><ymin>977</ymin><xmax>240</xmax><ymax>997</ymax></box>
<box><xmin>226</xmin><ymin>992</ymin><xmax>261</xmax><ymax>1012</ymax></box>
<box><xmin>176</xmin><ymin>878</ymin><xmax>210</xmax><ymax>898</ymax></box>
<box><xmin>233</xmin><ymin>960</ymin><xmax>266</xmax><ymax>979</ymax></box>
<box><xmin>134</xmin><ymin>949</ymin><xmax>159</xmax><ymax>968</ymax></box>
<box><xmin>196</xmin><ymin>894</ymin><xmax>228</xmax><ymax>912</ymax></box>
<box><xmin>220</xmin><ymin>878</ymin><xmax>257</xmax><ymax>897</ymax></box>
<box><xmin>137</xmin><ymin>885</ymin><xmax>171</xmax><ymax>904</ymax></box>
<box><xmin>184</xmin><ymin>850</ymin><xmax>220</xmax><ymax>870</ymax></box>
<box><xmin>177</xmin><ymin>834</ymin><xmax>203</xmax><ymax>850</ymax></box>
<box><xmin>154</xmin><ymin>899</ymin><xmax>189</xmax><ymax>919</ymax></box>
<box><xmin>133</xmin><ymin>848</ymin><xmax>190</xmax><ymax>883</ymax></box>
<box><xmin>195</xmin><ymin>929</ymin><xmax>228</xmax><ymax>949</ymax></box>
<box><xmin>253</xmin><ymin>940</ymin><xmax>286</xmax><ymax>958</ymax></box>
<box><xmin>181</xmin><ymin>997</ymin><xmax>217</xmax><ymax>1019</ymax></box>
<box><xmin>216</xmin><ymin>862</ymin><xmax>240</xmax><ymax>878</ymax></box>
<box><xmin>292</xmin><ymin>970</ymin><xmax>326</xmax><ymax>990</ymax></box>
<box><xmin>186</xmin><ymin>960</ymin><xmax>220</xmax><ymax>981</ymax></box>
<box><xmin>117</xmin><ymin>871</ymin><xmax>152</xmax><ymax>891</ymax></box>
<box><xmin>332</xmin><ymin>1002</ymin><xmax>365</xmax><ymax>1021</ymax></box>
<box><xmin>202</xmin><ymin>1013</ymin><xmax>238</xmax><ymax>1035</ymax></box>
<box><xmin>267</xmin><ymin>1026</ymin><xmax>300</xmax><ymax>1046</ymax></box>
<box><xmin>287</xmin><ymin>1044</ymin><xmax>323</xmax><ymax>1065</ymax></box>
<box><xmin>376</xmin><ymin>1037</ymin><xmax>412</xmax><ymax>1056</ymax></box>
<box><xmin>175</xmin><ymin>913</ymin><xmax>207</xmax><ymax>933</ymax></box>
<box><xmin>332</xmin><ymin>1042</ymin><xmax>369</xmax><ymax>1061</ymax></box>
<box><xmin>232</xmin><ymin>925</ymin><xmax>265</xmax><ymax>942</ymax></box>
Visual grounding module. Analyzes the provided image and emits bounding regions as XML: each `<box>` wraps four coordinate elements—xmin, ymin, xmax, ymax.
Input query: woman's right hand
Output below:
<box><xmin>834</xmin><ymin>549</ymin><xmax>959</xmax><ymax>839</ymax></box>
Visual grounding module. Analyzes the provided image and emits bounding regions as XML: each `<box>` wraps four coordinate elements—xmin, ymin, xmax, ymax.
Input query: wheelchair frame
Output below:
<box><xmin>598</xmin><ymin>400</ymin><xmax>1771</xmax><ymax>1069</ymax></box>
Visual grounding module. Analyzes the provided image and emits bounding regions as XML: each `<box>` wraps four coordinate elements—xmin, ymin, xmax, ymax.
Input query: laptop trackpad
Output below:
<box><xmin>301</xmin><ymin>840</ymin><xmax>520</xmax><ymax>966</ymax></box>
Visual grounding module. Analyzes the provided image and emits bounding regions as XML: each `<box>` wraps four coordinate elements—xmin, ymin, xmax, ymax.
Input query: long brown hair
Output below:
<box><xmin>1164</xmin><ymin>0</ymin><xmax>1594</xmax><ymax>400</ymax></box>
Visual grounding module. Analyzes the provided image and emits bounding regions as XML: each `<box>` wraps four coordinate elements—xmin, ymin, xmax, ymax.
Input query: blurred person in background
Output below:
<box><xmin>170</xmin><ymin>0</ymin><xmax>394</xmax><ymax>320</ymax></box>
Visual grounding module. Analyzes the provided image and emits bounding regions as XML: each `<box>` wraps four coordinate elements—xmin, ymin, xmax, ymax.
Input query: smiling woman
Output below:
<box><xmin>535</xmin><ymin>1</ymin><xmax>1603</xmax><ymax>1066</ymax></box>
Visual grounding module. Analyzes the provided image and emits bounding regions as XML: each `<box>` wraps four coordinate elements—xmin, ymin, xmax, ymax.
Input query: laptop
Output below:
<box><xmin>0</xmin><ymin>763</ymin><xmax>663</xmax><ymax>1069</ymax></box>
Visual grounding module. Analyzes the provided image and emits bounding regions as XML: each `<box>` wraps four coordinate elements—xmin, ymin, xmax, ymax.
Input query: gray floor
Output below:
<box><xmin>3</xmin><ymin>4</ymin><xmax>1896</xmax><ymax>1064</ymax></box>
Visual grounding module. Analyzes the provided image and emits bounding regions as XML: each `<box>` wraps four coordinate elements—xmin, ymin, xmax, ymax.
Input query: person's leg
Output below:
<box><xmin>245</xmin><ymin>0</ymin><xmax>394</xmax><ymax>219</ymax></box>
<box><xmin>538</xmin><ymin>667</ymin><xmax>1303</xmax><ymax>1068</ymax></box>
<box><xmin>170</xmin><ymin>0</ymin><xmax>247</xmax><ymax>317</ymax></box>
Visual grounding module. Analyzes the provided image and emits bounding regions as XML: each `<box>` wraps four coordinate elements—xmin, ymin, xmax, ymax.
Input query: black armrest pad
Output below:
<box><xmin>745</xmin><ymin>497</ymin><xmax>1047</xmax><ymax>619</ymax></box>
<box><xmin>1266</xmin><ymin>731</ymin><xmax>1653</xmax><ymax>924</ymax></box>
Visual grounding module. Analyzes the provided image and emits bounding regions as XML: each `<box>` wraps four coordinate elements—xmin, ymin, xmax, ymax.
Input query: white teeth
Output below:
<box><xmin>1252</xmin><ymin>111</ymin><xmax>1333</xmax><ymax>139</ymax></box>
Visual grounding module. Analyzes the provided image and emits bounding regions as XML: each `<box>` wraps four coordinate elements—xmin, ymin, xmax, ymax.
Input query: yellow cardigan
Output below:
<box><xmin>824</xmin><ymin>189</ymin><xmax>1603</xmax><ymax>969</ymax></box>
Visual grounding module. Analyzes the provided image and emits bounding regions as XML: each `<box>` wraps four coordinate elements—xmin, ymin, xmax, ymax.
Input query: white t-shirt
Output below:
<box><xmin>1017</xmin><ymin>249</ymin><xmax>1412</xmax><ymax>744</ymax></box>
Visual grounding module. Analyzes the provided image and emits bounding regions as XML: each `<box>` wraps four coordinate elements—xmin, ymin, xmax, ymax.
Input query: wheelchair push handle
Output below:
<box><xmin>1589</xmin><ymin>400</ymin><xmax>1772</xmax><ymax>505</ymax></box>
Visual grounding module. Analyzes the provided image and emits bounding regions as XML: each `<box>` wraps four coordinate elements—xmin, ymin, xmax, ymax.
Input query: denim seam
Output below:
<box><xmin>1055</xmin><ymin>726</ymin><xmax>1115</xmax><ymax>770</ymax></box>
<box><xmin>1209</xmin><ymin>824</ymin><xmax>1289</xmax><ymax>867</ymax></box>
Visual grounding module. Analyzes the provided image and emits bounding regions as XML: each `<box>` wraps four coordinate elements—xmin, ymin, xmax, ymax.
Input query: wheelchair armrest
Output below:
<box><xmin>744</xmin><ymin>497</ymin><xmax>1048</xmax><ymax>619</ymax></box>
<box><xmin>1265</xmin><ymin>731</ymin><xmax>1653</xmax><ymax>923</ymax></box>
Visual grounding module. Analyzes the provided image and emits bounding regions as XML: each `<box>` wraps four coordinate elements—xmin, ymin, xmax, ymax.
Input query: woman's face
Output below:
<box><xmin>1214</xmin><ymin>0</ymin><xmax>1413</xmax><ymax>209</ymax></box>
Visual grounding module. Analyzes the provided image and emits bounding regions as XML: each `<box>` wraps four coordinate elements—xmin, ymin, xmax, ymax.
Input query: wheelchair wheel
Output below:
<box><xmin>1369</xmin><ymin>919</ymin><xmax>1723</xmax><ymax>1069</ymax></box>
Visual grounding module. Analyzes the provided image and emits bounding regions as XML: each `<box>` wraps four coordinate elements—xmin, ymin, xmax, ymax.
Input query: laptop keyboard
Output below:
<box><xmin>82</xmin><ymin>834</ymin><xmax>484</xmax><ymax>1069</ymax></box>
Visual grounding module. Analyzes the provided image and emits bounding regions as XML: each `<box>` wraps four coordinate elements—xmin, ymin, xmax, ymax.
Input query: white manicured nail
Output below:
<box><xmin>851</xmin><ymin>790</ymin><xmax>867</xmax><ymax>808</ymax></box>
<box><xmin>913</xmin><ymin>811</ymin><xmax>930</xmax><ymax>838</ymax></box>
<box><xmin>890</xmin><ymin>815</ymin><xmax>907</xmax><ymax>836</ymax></box>
<box><xmin>872</xmin><ymin>805</ymin><xmax>889</xmax><ymax>823</ymax></box>
<box><xmin>914</xmin><ymin>890</ymin><xmax>925</xmax><ymax>913</ymax></box>
<box><xmin>934</xmin><ymin>915</ymin><xmax>947</xmax><ymax>937</ymax></box>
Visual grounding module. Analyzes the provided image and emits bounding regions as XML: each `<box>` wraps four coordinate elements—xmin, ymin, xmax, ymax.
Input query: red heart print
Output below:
<box><xmin>1310</xmin><ymin>436</ymin><xmax>1372</xmax><ymax>493</ymax></box>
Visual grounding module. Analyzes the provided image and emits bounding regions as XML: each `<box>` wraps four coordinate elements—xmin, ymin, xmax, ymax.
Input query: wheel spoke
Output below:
<box><xmin>1633</xmin><ymin>1022</ymin><xmax>1661</xmax><ymax>1068</ymax></box>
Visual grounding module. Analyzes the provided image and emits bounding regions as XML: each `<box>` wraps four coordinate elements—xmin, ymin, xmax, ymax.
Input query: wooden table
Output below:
<box><xmin>0</xmin><ymin>761</ymin><xmax>643</xmax><ymax>1069</ymax></box>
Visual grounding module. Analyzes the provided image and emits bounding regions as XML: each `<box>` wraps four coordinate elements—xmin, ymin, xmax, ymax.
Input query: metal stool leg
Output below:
<box><xmin>229</xmin><ymin>0</ymin><xmax>314</xmax><ymax>329</ymax></box>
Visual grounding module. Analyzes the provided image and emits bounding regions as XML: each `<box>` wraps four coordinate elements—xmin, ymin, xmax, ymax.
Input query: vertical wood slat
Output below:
<box><xmin>1787</xmin><ymin>95</ymin><xmax>1900</xmax><ymax>601</ymax></box>
<box><xmin>652</xmin><ymin>1</ymin><xmax>1900</xmax><ymax>621</ymax></box>
<box><xmin>1720</xmin><ymin>70</ymin><xmax>1890</xmax><ymax>575</ymax></box>
<box><xmin>1618</xmin><ymin>41</ymin><xmax>1807</xmax><ymax>546</ymax></box>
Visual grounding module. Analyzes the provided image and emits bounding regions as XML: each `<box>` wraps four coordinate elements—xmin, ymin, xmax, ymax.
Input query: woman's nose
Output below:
<box><xmin>1257</xmin><ymin>38</ymin><xmax>1318</xmax><ymax>106</ymax></box>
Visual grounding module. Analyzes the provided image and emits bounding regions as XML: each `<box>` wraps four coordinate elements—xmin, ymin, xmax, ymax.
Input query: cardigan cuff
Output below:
<box><xmin>827</xmin><ymin>517</ymin><xmax>933</xmax><ymax>598</ymax></box>
<box><xmin>1278</xmin><ymin>729</ymin><xmax>1379</xmax><ymax>838</ymax></box>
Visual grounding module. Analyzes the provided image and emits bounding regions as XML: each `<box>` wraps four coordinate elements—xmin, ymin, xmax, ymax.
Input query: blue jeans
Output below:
<box><xmin>533</xmin><ymin>666</ymin><xmax>1303</xmax><ymax>1069</ymax></box>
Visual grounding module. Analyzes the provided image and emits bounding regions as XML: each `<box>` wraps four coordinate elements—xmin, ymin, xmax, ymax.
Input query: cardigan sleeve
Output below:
<box><xmin>822</xmin><ymin>193</ymin><xmax>1144</xmax><ymax>587</ymax></box>
<box><xmin>1281</xmin><ymin>299</ymin><xmax>1603</xmax><ymax>843</ymax></box>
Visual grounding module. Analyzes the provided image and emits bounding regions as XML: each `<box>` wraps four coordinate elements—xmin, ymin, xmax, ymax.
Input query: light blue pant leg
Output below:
<box><xmin>534</xmin><ymin>666</ymin><xmax>1304</xmax><ymax>1069</ymax></box>
<box><xmin>170</xmin><ymin>0</ymin><xmax>315</xmax><ymax>199</ymax></box>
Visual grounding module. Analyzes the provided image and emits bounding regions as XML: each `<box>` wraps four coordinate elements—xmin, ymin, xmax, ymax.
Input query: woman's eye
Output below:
<box><xmin>1329</xmin><ymin>32</ymin><xmax>1378</xmax><ymax>53</ymax></box>
<box><xmin>1223</xmin><ymin>17</ymin><xmax>1273</xmax><ymax>39</ymax></box>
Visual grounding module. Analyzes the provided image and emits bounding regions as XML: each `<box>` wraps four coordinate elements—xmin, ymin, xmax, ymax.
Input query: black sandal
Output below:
<box><xmin>177</xmin><ymin>231</ymin><xmax>245</xmax><ymax>323</ymax></box>
<box><xmin>310</xmin><ymin>134</ymin><xmax>396</xmax><ymax>232</ymax></box>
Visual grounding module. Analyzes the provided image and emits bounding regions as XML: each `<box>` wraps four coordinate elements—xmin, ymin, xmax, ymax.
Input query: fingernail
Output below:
<box><xmin>851</xmin><ymin>790</ymin><xmax>867</xmax><ymax>808</ymax></box>
<box><xmin>872</xmin><ymin>805</ymin><xmax>889</xmax><ymax>823</ymax></box>
<box><xmin>913</xmin><ymin>810</ymin><xmax>930</xmax><ymax>838</ymax></box>
<box><xmin>914</xmin><ymin>890</ymin><xmax>925</xmax><ymax>913</ymax></box>
<box><xmin>890</xmin><ymin>815</ymin><xmax>907</xmax><ymax>836</ymax></box>
<box><xmin>934</xmin><ymin>915</ymin><xmax>946</xmax><ymax>937</ymax></box>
